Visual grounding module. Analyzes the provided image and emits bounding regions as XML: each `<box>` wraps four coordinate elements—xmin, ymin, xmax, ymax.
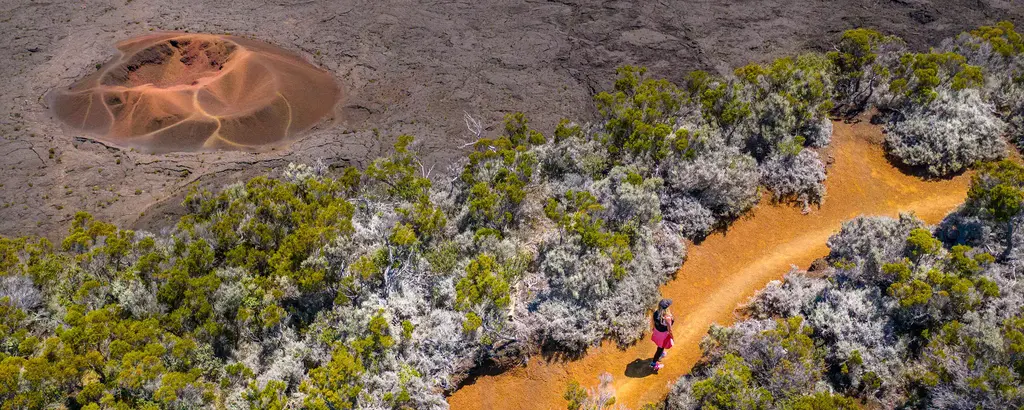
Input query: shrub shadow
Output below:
<box><xmin>881</xmin><ymin>148</ymin><xmax>968</xmax><ymax>181</ymax></box>
<box><xmin>539</xmin><ymin>345</ymin><xmax>589</xmax><ymax>364</ymax></box>
<box><xmin>452</xmin><ymin>358</ymin><xmax>511</xmax><ymax>392</ymax></box>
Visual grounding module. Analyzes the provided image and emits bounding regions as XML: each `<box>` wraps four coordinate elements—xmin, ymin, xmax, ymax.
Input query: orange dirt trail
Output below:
<box><xmin>446</xmin><ymin>116</ymin><xmax>972</xmax><ymax>409</ymax></box>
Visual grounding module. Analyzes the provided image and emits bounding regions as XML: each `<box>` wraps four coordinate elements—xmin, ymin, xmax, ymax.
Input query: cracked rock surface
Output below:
<box><xmin>1</xmin><ymin>0</ymin><xmax>1020</xmax><ymax>239</ymax></box>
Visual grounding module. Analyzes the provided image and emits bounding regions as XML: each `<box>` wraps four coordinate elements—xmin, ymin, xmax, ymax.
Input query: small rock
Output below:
<box><xmin>808</xmin><ymin>258</ymin><xmax>830</xmax><ymax>273</ymax></box>
<box><xmin>910</xmin><ymin>9</ymin><xmax>936</xmax><ymax>24</ymax></box>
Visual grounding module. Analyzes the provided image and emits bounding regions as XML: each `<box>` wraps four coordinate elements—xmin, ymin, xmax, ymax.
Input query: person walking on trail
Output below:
<box><xmin>650</xmin><ymin>298</ymin><xmax>674</xmax><ymax>372</ymax></box>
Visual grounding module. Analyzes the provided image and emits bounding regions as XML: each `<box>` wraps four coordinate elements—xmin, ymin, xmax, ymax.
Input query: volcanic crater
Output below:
<box><xmin>50</xmin><ymin>33</ymin><xmax>340</xmax><ymax>153</ymax></box>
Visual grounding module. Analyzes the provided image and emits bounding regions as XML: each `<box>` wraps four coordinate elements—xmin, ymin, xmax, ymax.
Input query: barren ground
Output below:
<box><xmin>447</xmin><ymin>114</ymin><xmax>973</xmax><ymax>410</ymax></box>
<box><xmin>0</xmin><ymin>0</ymin><xmax>1018</xmax><ymax>239</ymax></box>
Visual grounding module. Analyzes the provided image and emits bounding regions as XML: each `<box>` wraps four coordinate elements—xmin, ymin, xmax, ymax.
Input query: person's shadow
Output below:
<box><xmin>624</xmin><ymin>358</ymin><xmax>655</xmax><ymax>378</ymax></box>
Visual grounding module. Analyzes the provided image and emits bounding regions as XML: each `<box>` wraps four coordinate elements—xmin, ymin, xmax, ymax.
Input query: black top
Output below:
<box><xmin>653</xmin><ymin>309</ymin><xmax>671</xmax><ymax>332</ymax></box>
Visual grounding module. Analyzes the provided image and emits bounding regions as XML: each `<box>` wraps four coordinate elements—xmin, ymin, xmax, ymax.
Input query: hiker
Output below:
<box><xmin>650</xmin><ymin>298</ymin><xmax>674</xmax><ymax>371</ymax></box>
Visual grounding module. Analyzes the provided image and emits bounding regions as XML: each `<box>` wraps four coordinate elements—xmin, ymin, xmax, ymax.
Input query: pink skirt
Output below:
<box><xmin>651</xmin><ymin>329</ymin><xmax>674</xmax><ymax>349</ymax></box>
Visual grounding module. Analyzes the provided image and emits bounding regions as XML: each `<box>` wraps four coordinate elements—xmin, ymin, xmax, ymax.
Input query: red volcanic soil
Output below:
<box><xmin>49</xmin><ymin>33</ymin><xmax>340</xmax><ymax>153</ymax></box>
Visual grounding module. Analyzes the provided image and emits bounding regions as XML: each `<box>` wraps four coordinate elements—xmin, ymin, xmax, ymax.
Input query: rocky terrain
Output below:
<box><xmin>1</xmin><ymin>0</ymin><xmax>1021</xmax><ymax>239</ymax></box>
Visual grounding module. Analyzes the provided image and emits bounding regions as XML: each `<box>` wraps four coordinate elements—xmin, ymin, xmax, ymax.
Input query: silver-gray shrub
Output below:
<box><xmin>537</xmin><ymin>132</ymin><xmax>609</xmax><ymax>181</ymax></box>
<box><xmin>595</xmin><ymin>225</ymin><xmax>684</xmax><ymax>346</ymax></box>
<box><xmin>745</xmin><ymin>271</ymin><xmax>905</xmax><ymax>400</ymax></box>
<box><xmin>531</xmin><ymin>226</ymin><xmax>684</xmax><ymax>351</ymax></box>
<box><xmin>759</xmin><ymin>149</ymin><xmax>827</xmax><ymax>205</ymax></box>
<box><xmin>805</xmin><ymin>117</ymin><xmax>833</xmax><ymax>148</ymax></box>
<box><xmin>531</xmin><ymin>237</ymin><xmax>630</xmax><ymax>351</ymax></box>
<box><xmin>0</xmin><ymin>274</ymin><xmax>42</xmax><ymax>312</ymax></box>
<box><xmin>669</xmin><ymin>211</ymin><xmax>1024</xmax><ymax>408</ymax></box>
<box><xmin>884</xmin><ymin>89</ymin><xmax>1006</xmax><ymax>177</ymax></box>
<box><xmin>669</xmin><ymin>318</ymin><xmax>827</xmax><ymax>409</ymax></box>
<box><xmin>744</xmin><ymin>269</ymin><xmax>827</xmax><ymax>319</ymax></box>
<box><xmin>110</xmin><ymin>277</ymin><xmax>162</xmax><ymax>318</ymax></box>
<box><xmin>590</xmin><ymin>166</ymin><xmax>663</xmax><ymax>228</ymax></box>
<box><xmin>661</xmin><ymin>195</ymin><xmax>717</xmax><ymax>239</ymax></box>
<box><xmin>733</xmin><ymin>53</ymin><xmax>835</xmax><ymax>159</ymax></box>
<box><xmin>742</xmin><ymin>92</ymin><xmax>799</xmax><ymax>160</ymax></box>
<box><xmin>805</xmin><ymin>285</ymin><xmax>906</xmax><ymax>403</ymax></box>
<box><xmin>826</xmin><ymin>213</ymin><xmax>922</xmax><ymax>285</ymax></box>
<box><xmin>942</xmin><ymin>29</ymin><xmax>1024</xmax><ymax>146</ymax></box>
<box><xmin>531</xmin><ymin>165</ymin><xmax>685</xmax><ymax>352</ymax></box>
<box><xmin>531</xmin><ymin>299</ymin><xmax>604</xmax><ymax>353</ymax></box>
<box><xmin>539</xmin><ymin>239</ymin><xmax>615</xmax><ymax>305</ymax></box>
<box><xmin>661</xmin><ymin>144</ymin><xmax>760</xmax><ymax>229</ymax></box>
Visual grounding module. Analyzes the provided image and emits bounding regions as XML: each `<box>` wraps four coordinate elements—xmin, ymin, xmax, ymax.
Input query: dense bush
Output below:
<box><xmin>0</xmin><ymin>143</ymin><xmax>469</xmax><ymax>409</ymax></box>
<box><xmin>0</xmin><ymin>53</ymin><xmax>840</xmax><ymax>406</ymax></box>
<box><xmin>824</xmin><ymin>23</ymin><xmax>1021</xmax><ymax>177</ymax></box>
<box><xmin>759</xmin><ymin>149</ymin><xmax>826</xmax><ymax>205</ymax></box>
<box><xmin>659</xmin><ymin>140</ymin><xmax>760</xmax><ymax>234</ymax></box>
<box><xmin>872</xmin><ymin>49</ymin><xmax>999</xmax><ymax>177</ymax></box>
<box><xmin>7</xmin><ymin>23</ymin><xmax>1023</xmax><ymax>409</ymax></box>
<box><xmin>587</xmin><ymin>61</ymin><xmax>835</xmax><ymax>237</ymax></box>
<box><xmin>945</xmin><ymin>22</ymin><xmax>1024</xmax><ymax>146</ymax></box>
<box><xmin>0</xmin><ymin>109</ymin><xmax>691</xmax><ymax>409</ymax></box>
<box><xmin>884</xmin><ymin>89</ymin><xmax>1005</xmax><ymax>176</ymax></box>
<box><xmin>668</xmin><ymin>160</ymin><xmax>1024</xmax><ymax>409</ymax></box>
<box><xmin>733</xmin><ymin>54</ymin><xmax>835</xmax><ymax>156</ymax></box>
<box><xmin>828</xmin><ymin>28</ymin><xmax>905</xmax><ymax>112</ymax></box>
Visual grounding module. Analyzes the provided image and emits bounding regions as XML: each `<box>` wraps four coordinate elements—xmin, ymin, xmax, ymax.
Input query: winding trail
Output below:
<box><xmin>446</xmin><ymin>116</ymin><xmax>973</xmax><ymax>410</ymax></box>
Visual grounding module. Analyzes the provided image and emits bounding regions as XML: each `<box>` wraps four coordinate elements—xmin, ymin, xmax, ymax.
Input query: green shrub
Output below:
<box><xmin>970</xmin><ymin>21</ymin><xmax>1024</xmax><ymax>57</ymax></box>
<box><xmin>594</xmin><ymin>66</ymin><xmax>682</xmax><ymax>160</ymax></box>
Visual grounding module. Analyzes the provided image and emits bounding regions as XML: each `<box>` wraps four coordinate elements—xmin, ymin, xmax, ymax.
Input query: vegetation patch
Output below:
<box><xmin>2</xmin><ymin>21</ymin><xmax>1022</xmax><ymax>409</ymax></box>
<box><xmin>666</xmin><ymin>160</ymin><xmax>1024</xmax><ymax>408</ymax></box>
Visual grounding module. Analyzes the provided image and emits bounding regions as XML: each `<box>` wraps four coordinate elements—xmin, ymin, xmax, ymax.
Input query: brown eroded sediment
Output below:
<box><xmin>49</xmin><ymin>33</ymin><xmax>340</xmax><ymax>153</ymax></box>
<box><xmin>447</xmin><ymin>114</ymin><xmax>972</xmax><ymax>410</ymax></box>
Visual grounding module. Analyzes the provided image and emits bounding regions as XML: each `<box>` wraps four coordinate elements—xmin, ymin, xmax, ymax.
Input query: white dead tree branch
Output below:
<box><xmin>460</xmin><ymin>112</ymin><xmax>484</xmax><ymax>148</ymax></box>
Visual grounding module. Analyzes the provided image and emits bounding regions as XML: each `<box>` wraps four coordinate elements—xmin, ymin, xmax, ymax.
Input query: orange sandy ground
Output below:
<box><xmin>446</xmin><ymin>116</ymin><xmax>972</xmax><ymax>410</ymax></box>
